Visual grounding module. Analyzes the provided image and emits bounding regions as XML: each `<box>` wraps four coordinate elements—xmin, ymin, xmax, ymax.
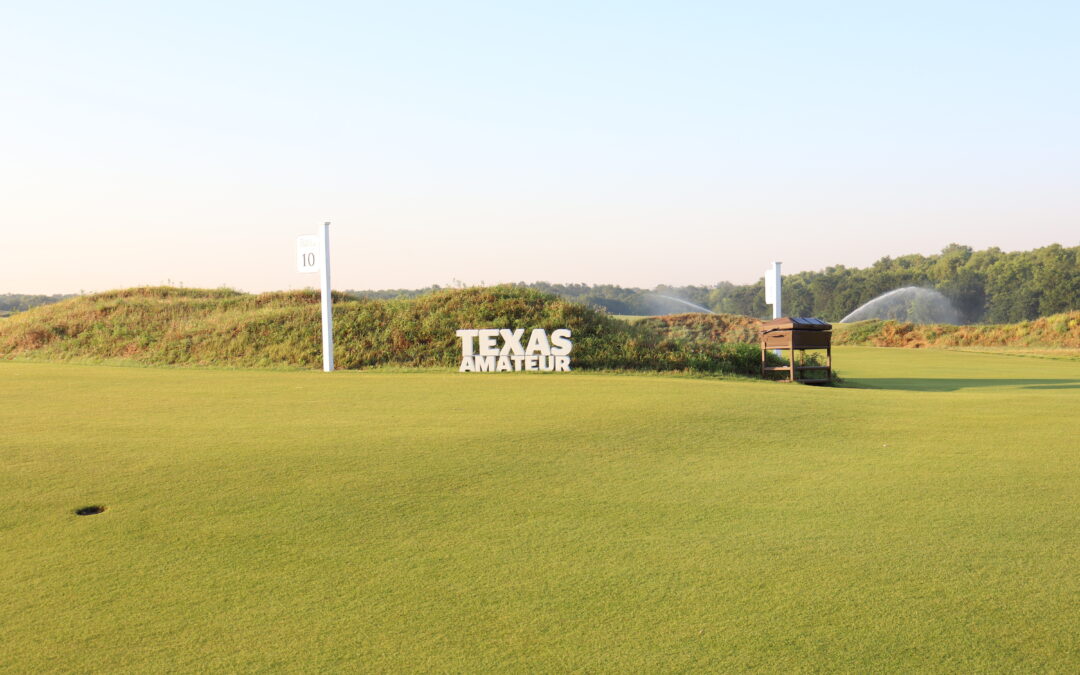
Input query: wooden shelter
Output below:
<box><xmin>760</xmin><ymin>317</ymin><xmax>832</xmax><ymax>384</ymax></box>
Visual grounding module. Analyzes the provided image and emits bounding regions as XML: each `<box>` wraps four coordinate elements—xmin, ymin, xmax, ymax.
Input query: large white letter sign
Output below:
<box><xmin>457</xmin><ymin>328</ymin><xmax>572</xmax><ymax>373</ymax></box>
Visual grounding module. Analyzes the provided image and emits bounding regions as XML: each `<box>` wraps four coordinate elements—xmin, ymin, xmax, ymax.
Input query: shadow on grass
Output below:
<box><xmin>838</xmin><ymin>378</ymin><xmax>1080</xmax><ymax>392</ymax></box>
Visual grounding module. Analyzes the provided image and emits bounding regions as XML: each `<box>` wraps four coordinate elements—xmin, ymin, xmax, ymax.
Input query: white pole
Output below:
<box><xmin>771</xmin><ymin>261</ymin><xmax>782</xmax><ymax>319</ymax></box>
<box><xmin>320</xmin><ymin>222</ymin><xmax>334</xmax><ymax>372</ymax></box>
<box><xmin>769</xmin><ymin>261</ymin><xmax>783</xmax><ymax>358</ymax></box>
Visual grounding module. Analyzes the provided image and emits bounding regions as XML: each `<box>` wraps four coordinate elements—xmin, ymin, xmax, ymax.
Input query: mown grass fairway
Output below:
<box><xmin>2</xmin><ymin>349</ymin><xmax>1078</xmax><ymax>672</ymax></box>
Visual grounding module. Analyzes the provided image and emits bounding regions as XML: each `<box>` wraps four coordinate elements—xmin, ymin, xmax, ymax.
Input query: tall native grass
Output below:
<box><xmin>6</xmin><ymin>285</ymin><xmax>1073</xmax><ymax>372</ymax></box>
<box><xmin>831</xmin><ymin>312</ymin><xmax>1080</xmax><ymax>348</ymax></box>
<box><xmin>637</xmin><ymin>311</ymin><xmax>1080</xmax><ymax>349</ymax></box>
<box><xmin>0</xmin><ymin>286</ymin><xmax>770</xmax><ymax>375</ymax></box>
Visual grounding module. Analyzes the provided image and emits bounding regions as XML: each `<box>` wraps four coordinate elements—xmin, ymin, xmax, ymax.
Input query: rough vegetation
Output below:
<box><xmin>833</xmin><ymin>311</ymin><xmax>1080</xmax><ymax>349</ymax></box>
<box><xmin>4</xmin><ymin>286</ymin><xmax>1076</xmax><ymax>374</ymax></box>
<box><xmin>637</xmin><ymin>312</ymin><xmax>1080</xmax><ymax>350</ymax></box>
<box><xmin>636</xmin><ymin>313</ymin><xmax>762</xmax><ymax>344</ymax></box>
<box><xmin>0</xmin><ymin>286</ymin><xmax>769</xmax><ymax>375</ymax></box>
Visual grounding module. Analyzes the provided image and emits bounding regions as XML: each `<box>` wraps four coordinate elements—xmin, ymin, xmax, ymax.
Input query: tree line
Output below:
<box><xmin>705</xmin><ymin>243</ymin><xmax>1079</xmax><ymax>323</ymax></box>
<box><xmin>4</xmin><ymin>244</ymin><xmax>1076</xmax><ymax>324</ymax></box>
<box><xmin>0</xmin><ymin>294</ymin><xmax>74</xmax><ymax>317</ymax></box>
<box><xmin>350</xmin><ymin>244</ymin><xmax>1079</xmax><ymax>323</ymax></box>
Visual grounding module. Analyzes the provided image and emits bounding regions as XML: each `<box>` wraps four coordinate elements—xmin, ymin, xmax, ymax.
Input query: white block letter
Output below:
<box><xmin>478</xmin><ymin>329</ymin><xmax>500</xmax><ymax>356</ymax></box>
<box><xmin>525</xmin><ymin>329</ymin><xmax>551</xmax><ymax>355</ymax></box>
<box><xmin>550</xmin><ymin>328</ymin><xmax>573</xmax><ymax>356</ymax></box>
<box><xmin>499</xmin><ymin>328</ymin><xmax>525</xmax><ymax>355</ymax></box>
<box><xmin>456</xmin><ymin>329</ymin><xmax>479</xmax><ymax>357</ymax></box>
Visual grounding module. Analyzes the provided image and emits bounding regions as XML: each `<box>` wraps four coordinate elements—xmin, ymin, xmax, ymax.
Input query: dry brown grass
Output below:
<box><xmin>834</xmin><ymin>311</ymin><xmax>1080</xmax><ymax>349</ymax></box>
<box><xmin>635</xmin><ymin>313</ymin><xmax>763</xmax><ymax>343</ymax></box>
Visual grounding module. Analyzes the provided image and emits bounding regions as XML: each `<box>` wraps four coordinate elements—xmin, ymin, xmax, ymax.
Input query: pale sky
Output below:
<box><xmin>2</xmin><ymin>1</ymin><xmax>1077</xmax><ymax>294</ymax></box>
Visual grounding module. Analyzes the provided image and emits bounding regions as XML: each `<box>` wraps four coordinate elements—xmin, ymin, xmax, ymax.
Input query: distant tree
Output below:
<box><xmin>0</xmin><ymin>294</ymin><xmax>74</xmax><ymax>314</ymax></box>
<box><xmin>341</xmin><ymin>243</ymin><xmax>1078</xmax><ymax>323</ymax></box>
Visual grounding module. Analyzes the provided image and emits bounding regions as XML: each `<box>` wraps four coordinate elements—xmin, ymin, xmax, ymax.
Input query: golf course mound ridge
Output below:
<box><xmin>636</xmin><ymin>311</ymin><xmax>1080</xmax><ymax>349</ymax></box>
<box><xmin>636</xmin><ymin>313</ymin><xmax>764</xmax><ymax>344</ymax></box>
<box><xmin>0</xmin><ymin>286</ymin><xmax>766</xmax><ymax>373</ymax></box>
<box><xmin>833</xmin><ymin>312</ymin><xmax>1080</xmax><ymax>348</ymax></box>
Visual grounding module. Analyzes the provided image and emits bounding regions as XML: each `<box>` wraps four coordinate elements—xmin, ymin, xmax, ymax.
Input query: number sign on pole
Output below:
<box><xmin>296</xmin><ymin>235</ymin><xmax>320</xmax><ymax>273</ymax></box>
<box><xmin>296</xmin><ymin>224</ymin><xmax>334</xmax><ymax>372</ymax></box>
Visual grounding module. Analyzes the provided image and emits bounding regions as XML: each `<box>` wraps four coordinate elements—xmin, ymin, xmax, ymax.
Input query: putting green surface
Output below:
<box><xmin>2</xmin><ymin>348</ymin><xmax>1078</xmax><ymax>672</ymax></box>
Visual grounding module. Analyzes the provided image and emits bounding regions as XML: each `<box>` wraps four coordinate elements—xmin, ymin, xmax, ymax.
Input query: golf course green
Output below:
<box><xmin>2</xmin><ymin>347</ymin><xmax>1078</xmax><ymax>671</ymax></box>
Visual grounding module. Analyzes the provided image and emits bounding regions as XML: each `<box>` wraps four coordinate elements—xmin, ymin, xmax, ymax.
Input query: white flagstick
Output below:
<box><xmin>320</xmin><ymin>222</ymin><xmax>334</xmax><ymax>372</ymax></box>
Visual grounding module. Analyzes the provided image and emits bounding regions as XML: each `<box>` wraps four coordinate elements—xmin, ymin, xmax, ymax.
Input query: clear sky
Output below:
<box><xmin>2</xmin><ymin>1</ymin><xmax>1077</xmax><ymax>294</ymax></box>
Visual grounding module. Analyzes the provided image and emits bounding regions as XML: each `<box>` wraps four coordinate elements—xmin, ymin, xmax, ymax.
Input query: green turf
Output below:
<box><xmin>2</xmin><ymin>348</ymin><xmax>1078</xmax><ymax>671</ymax></box>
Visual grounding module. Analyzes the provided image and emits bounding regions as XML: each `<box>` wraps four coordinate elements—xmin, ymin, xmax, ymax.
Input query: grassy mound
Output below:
<box><xmin>636</xmin><ymin>313</ymin><xmax>763</xmax><ymax>344</ymax></box>
<box><xmin>834</xmin><ymin>311</ymin><xmax>1080</xmax><ymax>348</ymax></box>
<box><xmin>0</xmin><ymin>286</ymin><xmax>766</xmax><ymax>375</ymax></box>
<box><xmin>634</xmin><ymin>311</ymin><xmax>1080</xmax><ymax>350</ymax></box>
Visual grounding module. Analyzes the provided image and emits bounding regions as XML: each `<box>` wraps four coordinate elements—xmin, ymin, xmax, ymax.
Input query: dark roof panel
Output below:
<box><xmin>760</xmin><ymin>317</ymin><xmax>832</xmax><ymax>331</ymax></box>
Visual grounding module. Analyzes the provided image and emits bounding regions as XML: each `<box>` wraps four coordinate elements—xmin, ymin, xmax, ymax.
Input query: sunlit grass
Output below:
<box><xmin>2</xmin><ymin>348</ymin><xmax>1078</xmax><ymax>671</ymax></box>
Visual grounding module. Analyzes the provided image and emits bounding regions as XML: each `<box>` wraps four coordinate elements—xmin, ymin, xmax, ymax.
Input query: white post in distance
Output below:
<box><xmin>765</xmin><ymin>261</ymin><xmax>782</xmax><ymax>318</ymax></box>
<box><xmin>319</xmin><ymin>222</ymin><xmax>334</xmax><ymax>372</ymax></box>
<box><xmin>297</xmin><ymin>223</ymin><xmax>334</xmax><ymax>372</ymax></box>
<box><xmin>765</xmin><ymin>261</ymin><xmax>783</xmax><ymax>357</ymax></box>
